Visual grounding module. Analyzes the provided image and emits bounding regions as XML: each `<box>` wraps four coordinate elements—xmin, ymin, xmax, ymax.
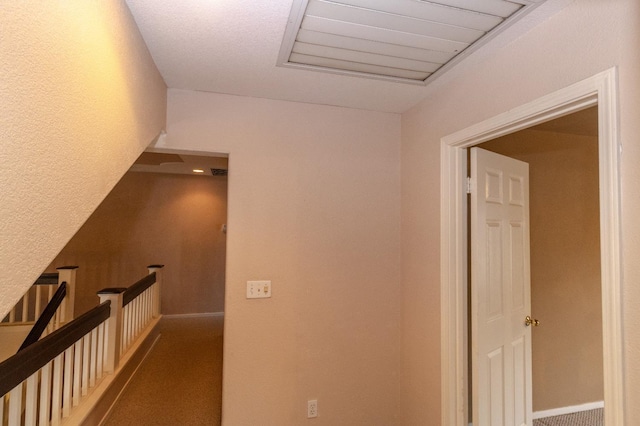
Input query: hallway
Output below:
<box><xmin>104</xmin><ymin>316</ymin><xmax>223</xmax><ymax>425</ymax></box>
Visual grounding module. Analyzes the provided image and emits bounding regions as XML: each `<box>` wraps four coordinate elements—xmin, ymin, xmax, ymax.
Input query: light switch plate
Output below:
<box><xmin>246</xmin><ymin>280</ymin><xmax>271</xmax><ymax>299</ymax></box>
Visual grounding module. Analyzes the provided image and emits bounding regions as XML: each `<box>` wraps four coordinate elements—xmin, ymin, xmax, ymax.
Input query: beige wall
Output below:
<box><xmin>5</xmin><ymin>1</ymin><xmax>640</xmax><ymax>424</ymax></box>
<box><xmin>46</xmin><ymin>171</ymin><xmax>227</xmax><ymax>316</ymax></box>
<box><xmin>162</xmin><ymin>89</ymin><xmax>402</xmax><ymax>425</ymax></box>
<box><xmin>0</xmin><ymin>1</ymin><xmax>167</xmax><ymax>317</ymax></box>
<box><xmin>401</xmin><ymin>0</ymin><xmax>640</xmax><ymax>423</ymax></box>
<box><xmin>482</xmin><ymin>128</ymin><xmax>602</xmax><ymax>411</ymax></box>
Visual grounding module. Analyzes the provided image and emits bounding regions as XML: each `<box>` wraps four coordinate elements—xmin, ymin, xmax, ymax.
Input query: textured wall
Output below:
<box><xmin>482</xmin><ymin>129</ymin><xmax>603</xmax><ymax>412</ymax></box>
<box><xmin>163</xmin><ymin>90</ymin><xmax>402</xmax><ymax>425</ymax></box>
<box><xmin>46</xmin><ymin>171</ymin><xmax>227</xmax><ymax>316</ymax></box>
<box><xmin>400</xmin><ymin>0</ymin><xmax>640</xmax><ymax>423</ymax></box>
<box><xmin>0</xmin><ymin>1</ymin><xmax>166</xmax><ymax>317</ymax></box>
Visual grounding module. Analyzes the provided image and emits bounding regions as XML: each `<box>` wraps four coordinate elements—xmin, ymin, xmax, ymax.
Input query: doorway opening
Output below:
<box><xmin>473</xmin><ymin>106</ymin><xmax>602</xmax><ymax>423</ymax></box>
<box><xmin>47</xmin><ymin>149</ymin><xmax>229</xmax><ymax>319</ymax></box>
<box><xmin>46</xmin><ymin>147</ymin><xmax>229</xmax><ymax>424</ymax></box>
<box><xmin>440</xmin><ymin>68</ymin><xmax>623</xmax><ymax>426</ymax></box>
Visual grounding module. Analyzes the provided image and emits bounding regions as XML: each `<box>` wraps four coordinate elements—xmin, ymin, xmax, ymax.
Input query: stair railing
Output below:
<box><xmin>0</xmin><ymin>301</ymin><xmax>111</xmax><ymax>425</ymax></box>
<box><xmin>98</xmin><ymin>264</ymin><xmax>163</xmax><ymax>371</ymax></box>
<box><xmin>1</xmin><ymin>266</ymin><xmax>77</xmax><ymax>328</ymax></box>
<box><xmin>18</xmin><ymin>282</ymin><xmax>68</xmax><ymax>352</ymax></box>
<box><xmin>0</xmin><ymin>265</ymin><xmax>163</xmax><ymax>426</ymax></box>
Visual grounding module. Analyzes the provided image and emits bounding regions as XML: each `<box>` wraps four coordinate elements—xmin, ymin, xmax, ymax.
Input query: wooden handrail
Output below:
<box><xmin>122</xmin><ymin>272</ymin><xmax>156</xmax><ymax>306</ymax></box>
<box><xmin>18</xmin><ymin>281</ymin><xmax>67</xmax><ymax>352</ymax></box>
<box><xmin>34</xmin><ymin>272</ymin><xmax>59</xmax><ymax>285</ymax></box>
<box><xmin>32</xmin><ymin>267</ymin><xmax>77</xmax><ymax>285</ymax></box>
<box><xmin>1</xmin><ymin>265</ymin><xmax>162</xmax><ymax>425</ymax></box>
<box><xmin>0</xmin><ymin>301</ymin><xmax>111</xmax><ymax>396</ymax></box>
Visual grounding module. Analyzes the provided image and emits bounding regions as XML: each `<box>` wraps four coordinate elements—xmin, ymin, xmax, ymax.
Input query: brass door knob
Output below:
<box><xmin>525</xmin><ymin>316</ymin><xmax>540</xmax><ymax>327</ymax></box>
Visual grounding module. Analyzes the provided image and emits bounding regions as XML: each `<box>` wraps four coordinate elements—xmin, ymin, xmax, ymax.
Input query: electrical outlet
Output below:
<box><xmin>246</xmin><ymin>280</ymin><xmax>271</xmax><ymax>299</ymax></box>
<box><xmin>307</xmin><ymin>399</ymin><xmax>318</xmax><ymax>418</ymax></box>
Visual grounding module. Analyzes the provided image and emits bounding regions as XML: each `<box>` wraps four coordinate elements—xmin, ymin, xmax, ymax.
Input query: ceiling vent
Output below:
<box><xmin>277</xmin><ymin>0</ymin><xmax>545</xmax><ymax>85</ymax></box>
<box><xmin>211</xmin><ymin>168</ymin><xmax>228</xmax><ymax>177</ymax></box>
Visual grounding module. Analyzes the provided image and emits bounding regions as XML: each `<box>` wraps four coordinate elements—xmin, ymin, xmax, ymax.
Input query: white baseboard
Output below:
<box><xmin>533</xmin><ymin>401</ymin><xmax>604</xmax><ymax>419</ymax></box>
<box><xmin>162</xmin><ymin>312</ymin><xmax>224</xmax><ymax>319</ymax></box>
<box><xmin>466</xmin><ymin>400</ymin><xmax>604</xmax><ymax>425</ymax></box>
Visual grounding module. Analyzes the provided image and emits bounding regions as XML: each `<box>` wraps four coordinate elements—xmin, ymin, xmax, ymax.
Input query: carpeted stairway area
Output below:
<box><xmin>103</xmin><ymin>315</ymin><xmax>223</xmax><ymax>426</ymax></box>
<box><xmin>533</xmin><ymin>408</ymin><xmax>603</xmax><ymax>426</ymax></box>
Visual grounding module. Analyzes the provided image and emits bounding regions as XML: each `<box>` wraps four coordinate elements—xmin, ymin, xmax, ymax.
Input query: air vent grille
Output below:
<box><xmin>211</xmin><ymin>168</ymin><xmax>228</xmax><ymax>176</ymax></box>
<box><xmin>277</xmin><ymin>0</ymin><xmax>543</xmax><ymax>85</ymax></box>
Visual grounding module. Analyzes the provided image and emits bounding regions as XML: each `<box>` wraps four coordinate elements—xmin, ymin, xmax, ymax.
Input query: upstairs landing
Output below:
<box><xmin>103</xmin><ymin>315</ymin><xmax>223</xmax><ymax>425</ymax></box>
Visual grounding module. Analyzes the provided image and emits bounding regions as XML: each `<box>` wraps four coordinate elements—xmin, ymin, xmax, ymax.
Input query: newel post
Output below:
<box><xmin>147</xmin><ymin>265</ymin><xmax>164</xmax><ymax>318</ymax></box>
<box><xmin>57</xmin><ymin>266</ymin><xmax>78</xmax><ymax>322</ymax></box>
<box><xmin>97</xmin><ymin>288</ymin><xmax>126</xmax><ymax>374</ymax></box>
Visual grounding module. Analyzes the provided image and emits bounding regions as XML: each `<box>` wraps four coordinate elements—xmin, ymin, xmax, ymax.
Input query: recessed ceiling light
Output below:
<box><xmin>193</xmin><ymin>169</ymin><xmax>205</xmax><ymax>173</ymax></box>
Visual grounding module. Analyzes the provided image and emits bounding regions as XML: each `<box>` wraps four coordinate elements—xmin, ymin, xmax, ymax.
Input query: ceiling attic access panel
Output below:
<box><xmin>277</xmin><ymin>0</ymin><xmax>545</xmax><ymax>85</ymax></box>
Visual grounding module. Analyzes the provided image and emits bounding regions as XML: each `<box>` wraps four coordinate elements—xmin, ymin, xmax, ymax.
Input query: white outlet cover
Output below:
<box><xmin>246</xmin><ymin>280</ymin><xmax>271</xmax><ymax>299</ymax></box>
<box><xmin>307</xmin><ymin>399</ymin><xmax>318</xmax><ymax>418</ymax></box>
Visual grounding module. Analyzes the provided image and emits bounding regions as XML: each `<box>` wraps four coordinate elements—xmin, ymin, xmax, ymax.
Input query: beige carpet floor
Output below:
<box><xmin>103</xmin><ymin>316</ymin><xmax>223</xmax><ymax>426</ymax></box>
<box><xmin>533</xmin><ymin>408</ymin><xmax>603</xmax><ymax>426</ymax></box>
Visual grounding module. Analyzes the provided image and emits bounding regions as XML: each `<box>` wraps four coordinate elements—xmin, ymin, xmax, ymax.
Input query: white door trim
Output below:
<box><xmin>440</xmin><ymin>67</ymin><xmax>623</xmax><ymax>426</ymax></box>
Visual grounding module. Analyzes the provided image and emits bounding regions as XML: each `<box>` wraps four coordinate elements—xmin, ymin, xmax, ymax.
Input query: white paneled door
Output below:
<box><xmin>470</xmin><ymin>148</ymin><xmax>532</xmax><ymax>426</ymax></box>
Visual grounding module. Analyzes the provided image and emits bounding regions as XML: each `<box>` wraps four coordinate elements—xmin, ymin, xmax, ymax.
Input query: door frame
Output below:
<box><xmin>440</xmin><ymin>68</ymin><xmax>623</xmax><ymax>425</ymax></box>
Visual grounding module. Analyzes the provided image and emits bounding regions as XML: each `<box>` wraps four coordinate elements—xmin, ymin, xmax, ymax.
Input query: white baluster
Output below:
<box><xmin>51</xmin><ymin>353</ymin><xmax>64</xmax><ymax>426</ymax></box>
<box><xmin>135</xmin><ymin>298</ymin><xmax>140</xmax><ymax>336</ymax></box>
<box><xmin>97</xmin><ymin>289</ymin><xmax>124</xmax><ymax>374</ymax></box>
<box><xmin>39</xmin><ymin>361</ymin><xmax>52</xmax><ymax>426</ymax></box>
<box><xmin>60</xmin><ymin>297</ymin><xmax>67</xmax><ymax>324</ymax></box>
<box><xmin>141</xmin><ymin>292</ymin><xmax>146</xmax><ymax>326</ymax></box>
<box><xmin>128</xmin><ymin>302</ymin><xmax>133</xmax><ymax>350</ymax></box>
<box><xmin>128</xmin><ymin>301</ymin><xmax>133</xmax><ymax>345</ymax></box>
<box><xmin>73</xmin><ymin>340</ymin><xmax>82</xmax><ymax>407</ymax></box>
<box><xmin>144</xmin><ymin>285</ymin><xmax>153</xmax><ymax>325</ymax></box>
<box><xmin>132</xmin><ymin>298</ymin><xmax>137</xmax><ymax>339</ymax></box>
<box><xmin>35</xmin><ymin>285</ymin><xmax>42</xmax><ymax>318</ymax></box>
<box><xmin>62</xmin><ymin>346</ymin><xmax>73</xmax><ymax>417</ymax></box>
<box><xmin>22</xmin><ymin>290</ymin><xmax>30</xmax><ymax>322</ymax></box>
<box><xmin>142</xmin><ymin>290</ymin><xmax>147</xmax><ymax>323</ymax></box>
<box><xmin>24</xmin><ymin>372</ymin><xmax>39</xmax><ymax>426</ymax></box>
<box><xmin>121</xmin><ymin>305</ymin><xmax>127</xmax><ymax>355</ymax></box>
<box><xmin>129</xmin><ymin>302</ymin><xmax>134</xmax><ymax>348</ymax></box>
<box><xmin>8</xmin><ymin>382</ymin><xmax>23</xmax><ymax>425</ymax></box>
<box><xmin>89</xmin><ymin>329</ymin><xmax>97</xmax><ymax>387</ymax></box>
<box><xmin>0</xmin><ymin>395</ymin><xmax>5</xmax><ymax>426</ymax></box>
<box><xmin>81</xmin><ymin>335</ymin><xmax>90</xmax><ymax>397</ymax></box>
<box><xmin>56</xmin><ymin>302</ymin><xmax>63</xmax><ymax>329</ymax></box>
<box><xmin>146</xmin><ymin>287</ymin><xmax>151</xmax><ymax>323</ymax></box>
<box><xmin>97</xmin><ymin>322</ymin><xmax>105</xmax><ymax>379</ymax></box>
<box><xmin>141</xmin><ymin>289</ymin><xmax>147</xmax><ymax>325</ymax></box>
<box><xmin>103</xmin><ymin>320</ymin><xmax>110</xmax><ymax>372</ymax></box>
<box><xmin>148</xmin><ymin>265</ymin><xmax>164</xmax><ymax>318</ymax></box>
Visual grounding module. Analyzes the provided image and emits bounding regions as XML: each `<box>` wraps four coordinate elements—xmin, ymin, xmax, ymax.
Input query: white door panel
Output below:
<box><xmin>471</xmin><ymin>147</ymin><xmax>531</xmax><ymax>426</ymax></box>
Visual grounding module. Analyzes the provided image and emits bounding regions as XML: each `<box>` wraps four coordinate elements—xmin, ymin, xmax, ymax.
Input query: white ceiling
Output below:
<box><xmin>125</xmin><ymin>0</ymin><xmax>567</xmax><ymax>113</ymax></box>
